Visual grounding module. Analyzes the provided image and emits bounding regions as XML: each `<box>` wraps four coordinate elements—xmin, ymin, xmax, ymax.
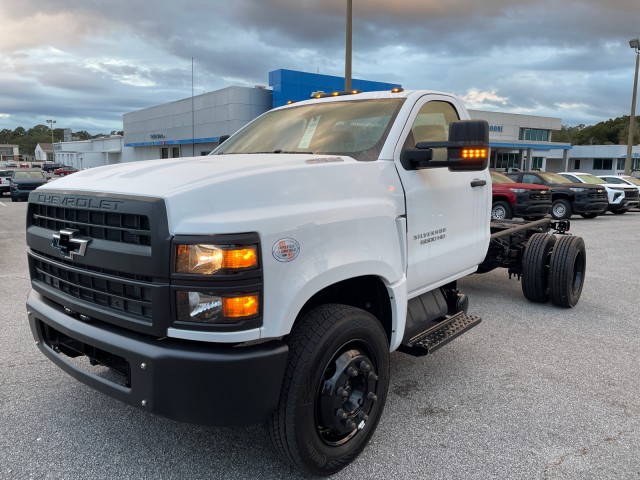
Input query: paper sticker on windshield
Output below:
<box><xmin>272</xmin><ymin>238</ymin><xmax>300</xmax><ymax>262</ymax></box>
<box><xmin>297</xmin><ymin>115</ymin><xmax>321</xmax><ymax>149</ymax></box>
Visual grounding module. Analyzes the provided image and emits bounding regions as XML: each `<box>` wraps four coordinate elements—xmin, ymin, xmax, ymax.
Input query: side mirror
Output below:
<box><xmin>404</xmin><ymin>120</ymin><xmax>489</xmax><ymax>171</ymax></box>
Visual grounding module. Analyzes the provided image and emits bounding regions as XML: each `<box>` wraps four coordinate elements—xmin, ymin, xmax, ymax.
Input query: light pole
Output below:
<box><xmin>625</xmin><ymin>39</ymin><xmax>640</xmax><ymax>175</ymax></box>
<box><xmin>46</xmin><ymin>119</ymin><xmax>56</xmax><ymax>162</ymax></box>
<box><xmin>345</xmin><ymin>0</ymin><xmax>352</xmax><ymax>91</ymax></box>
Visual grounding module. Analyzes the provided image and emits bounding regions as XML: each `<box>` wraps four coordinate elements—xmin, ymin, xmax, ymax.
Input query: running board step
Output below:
<box><xmin>398</xmin><ymin>312</ymin><xmax>482</xmax><ymax>357</ymax></box>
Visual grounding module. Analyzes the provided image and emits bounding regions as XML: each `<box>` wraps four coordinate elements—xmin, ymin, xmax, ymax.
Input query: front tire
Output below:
<box><xmin>267</xmin><ymin>304</ymin><xmax>390</xmax><ymax>476</ymax></box>
<box><xmin>491</xmin><ymin>201</ymin><xmax>513</xmax><ymax>220</ymax></box>
<box><xmin>551</xmin><ymin>199</ymin><xmax>572</xmax><ymax>219</ymax></box>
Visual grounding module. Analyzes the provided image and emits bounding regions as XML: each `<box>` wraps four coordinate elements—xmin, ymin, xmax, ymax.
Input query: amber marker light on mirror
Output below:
<box><xmin>461</xmin><ymin>148</ymin><xmax>488</xmax><ymax>159</ymax></box>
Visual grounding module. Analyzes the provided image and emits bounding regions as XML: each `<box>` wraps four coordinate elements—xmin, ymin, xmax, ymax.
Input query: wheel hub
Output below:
<box><xmin>317</xmin><ymin>348</ymin><xmax>378</xmax><ymax>445</ymax></box>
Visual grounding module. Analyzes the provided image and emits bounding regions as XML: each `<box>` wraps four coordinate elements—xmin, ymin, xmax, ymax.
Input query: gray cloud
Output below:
<box><xmin>0</xmin><ymin>0</ymin><xmax>638</xmax><ymax>135</ymax></box>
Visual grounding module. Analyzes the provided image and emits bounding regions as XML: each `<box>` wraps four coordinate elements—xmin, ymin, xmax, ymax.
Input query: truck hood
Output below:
<box><xmin>37</xmin><ymin>154</ymin><xmax>404</xmax><ymax>234</ymax></box>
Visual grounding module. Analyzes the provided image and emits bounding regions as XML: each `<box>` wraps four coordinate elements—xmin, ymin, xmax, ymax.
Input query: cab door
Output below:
<box><xmin>394</xmin><ymin>94</ymin><xmax>490</xmax><ymax>295</ymax></box>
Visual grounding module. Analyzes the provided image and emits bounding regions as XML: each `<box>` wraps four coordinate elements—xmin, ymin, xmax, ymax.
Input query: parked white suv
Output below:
<box><xmin>559</xmin><ymin>172</ymin><xmax>640</xmax><ymax>214</ymax></box>
<box><xmin>598</xmin><ymin>175</ymin><xmax>640</xmax><ymax>210</ymax></box>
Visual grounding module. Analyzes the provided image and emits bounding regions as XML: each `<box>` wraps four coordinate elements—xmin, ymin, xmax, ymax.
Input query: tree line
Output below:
<box><xmin>0</xmin><ymin>125</ymin><xmax>123</xmax><ymax>159</ymax></box>
<box><xmin>552</xmin><ymin>115</ymin><xmax>639</xmax><ymax>145</ymax></box>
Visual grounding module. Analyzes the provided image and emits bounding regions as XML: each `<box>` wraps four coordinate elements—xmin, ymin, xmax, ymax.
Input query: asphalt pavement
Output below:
<box><xmin>1</xmin><ymin>198</ymin><xmax>639</xmax><ymax>479</ymax></box>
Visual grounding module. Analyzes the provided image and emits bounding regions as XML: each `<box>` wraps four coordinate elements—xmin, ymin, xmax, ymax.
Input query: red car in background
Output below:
<box><xmin>53</xmin><ymin>166</ymin><xmax>78</xmax><ymax>176</ymax></box>
<box><xmin>490</xmin><ymin>171</ymin><xmax>551</xmax><ymax>220</ymax></box>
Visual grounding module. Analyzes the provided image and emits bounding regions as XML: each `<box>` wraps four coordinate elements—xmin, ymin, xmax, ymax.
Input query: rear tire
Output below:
<box><xmin>491</xmin><ymin>201</ymin><xmax>513</xmax><ymax>220</ymax></box>
<box><xmin>611</xmin><ymin>209</ymin><xmax>627</xmax><ymax>215</ymax></box>
<box><xmin>579</xmin><ymin>212</ymin><xmax>598</xmax><ymax>219</ymax></box>
<box><xmin>522</xmin><ymin>233</ymin><xmax>556</xmax><ymax>303</ymax></box>
<box><xmin>551</xmin><ymin>199</ymin><xmax>572</xmax><ymax>219</ymax></box>
<box><xmin>267</xmin><ymin>304</ymin><xmax>390</xmax><ymax>476</ymax></box>
<box><xmin>549</xmin><ymin>236</ymin><xmax>586</xmax><ymax>308</ymax></box>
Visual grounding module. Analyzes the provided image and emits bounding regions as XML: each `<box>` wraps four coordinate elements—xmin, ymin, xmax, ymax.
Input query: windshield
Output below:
<box><xmin>573</xmin><ymin>174</ymin><xmax>605</xmax><ymax>185</ymax></box>
<box><xmin>212</xmin><ymin>98</ymin><xmax>405</xmax><ymax>161</ymax></box>
<box><xmin>624</xmin><ymin>176</ymin><xmax>640</xmax><ymax>186</ymax></box>
<box><xmin>13</xmin><ymin>171</ymin><xmax>45</xmax><ymax>179</ymax></box>
<box><xmin>540</xmin><ymin>172</ymin><xmax>572</xmax><ymax>183</ymax></box>
<box><xmin>490</xmin><ymin>171</ymin><xmax>515</xmax><ymax>184</ymax></box>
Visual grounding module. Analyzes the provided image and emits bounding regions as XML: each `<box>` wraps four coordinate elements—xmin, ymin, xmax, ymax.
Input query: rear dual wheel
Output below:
<box><xmin>522</xmin><ymin>233</ymin><xmax>586</xmax><ymax>308</ymax></box>
<box><xmin>267</xmin><ymin>304</ymin><xmax>389</xmax><ymax>476</ymax></box>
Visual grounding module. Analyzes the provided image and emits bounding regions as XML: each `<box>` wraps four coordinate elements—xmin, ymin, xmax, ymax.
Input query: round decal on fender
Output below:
<box><xmin>272</xmin><ymin>238</ymin><xmax>300</xmax><ymax>262</ymax></box>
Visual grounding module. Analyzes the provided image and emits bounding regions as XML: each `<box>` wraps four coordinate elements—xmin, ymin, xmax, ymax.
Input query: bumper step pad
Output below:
<box><xmin>399</xmin><ymin>312</ymin><xmax>482</xmax><ymax>357</ymax></box>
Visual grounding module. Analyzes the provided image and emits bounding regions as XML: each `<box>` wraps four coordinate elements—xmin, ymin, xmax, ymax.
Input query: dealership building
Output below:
<box><xmin>53</xmin><ymin>68</ymin><xmax>638</xmax><ymax>176</ymax></box>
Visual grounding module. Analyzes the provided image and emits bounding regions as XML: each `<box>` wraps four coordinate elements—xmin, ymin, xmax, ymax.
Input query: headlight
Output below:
<box><xmin>175</xmin><ymin>244</ymin><xmax>258</xmax><ymax>275</ymax></box>
<box><xmin>510</xmin><ymin>188</ymin><xmax>528</xmax><ymax>193</ymax></box>
<box><xmin>176</xmin><ymin>291</ymin><xmax>259</xmax><ymax>323</ymax></box>
<box><xmin>569</xmin><ymin>187</ymin><xmax>587</xmax><ymax>192</ymax></box>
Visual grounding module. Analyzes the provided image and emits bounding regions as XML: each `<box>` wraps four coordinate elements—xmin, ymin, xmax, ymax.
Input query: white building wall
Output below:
<box><xmin>53</xmin><ymin>136</ymin><xmax>124</xmax><ymax>170</ymax></box>
<box><xmin>565</xmin><ymin>145</ymin><xmax>640</xmax><ymax>175</ymax></box>
<box><xmin>122</xmin><ymin>86</ymin><xmax>272</xmax><ymax>162</ymax></box>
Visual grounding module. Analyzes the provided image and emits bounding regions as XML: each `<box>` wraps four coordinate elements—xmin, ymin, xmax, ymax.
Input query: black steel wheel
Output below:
<box><xmin>551</xmin><ymin>199</ymin><xmax>572</xmax><ymax>219</ymax></box>
<box><xmin>549</xmin><ymin>235</ymin><xmax>586</xmax><ymax>308</ymax></box>
<box><xmin>491</xmin><ymin>201</ymin><xmax>513</xmax><ymax>220</ymax></box>
<box><xmin>522</xmin><ymin>233</ymin><xmax>556</xmax><ymax>303</ymax></box>
<box><xmin>267</xmin><ymin>304</ymin><xmax>389</xmax><ymax>476</ymax></box>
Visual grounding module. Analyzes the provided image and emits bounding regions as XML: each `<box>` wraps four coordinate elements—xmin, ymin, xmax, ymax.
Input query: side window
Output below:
<box><xmin>523</xmin><ymin>174</ymin><xmax>541</xmax><ymax>184</ymax></box>
<box><xmin>403</xmin><ymin>101</ymin><xmax>460</xmax><ymax>163</ymax></box>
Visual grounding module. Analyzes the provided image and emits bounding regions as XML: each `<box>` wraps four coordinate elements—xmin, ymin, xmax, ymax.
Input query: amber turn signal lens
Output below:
<box><xmin>223</xmin><ymin>295</ymin><xmax>259</xmax><ymax>318</ymax></box>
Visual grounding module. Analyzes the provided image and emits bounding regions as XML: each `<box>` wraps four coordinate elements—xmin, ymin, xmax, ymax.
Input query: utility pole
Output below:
<box><xmin>46</xmin><ymin>119</ymin><xmax>56</xmax><ymax>162</ymax></box>
<box><xmin>345</xmin><ymin>0</ymin><xmax>352</xmax><ymax>91</ymax></box>
<box><xmin>625</xmin><ymin>39</ymin><xmax>640</xmax><ymax>175</ymax></box>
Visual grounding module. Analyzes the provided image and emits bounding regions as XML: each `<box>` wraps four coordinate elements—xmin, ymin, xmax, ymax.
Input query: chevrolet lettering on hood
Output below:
<box><xmin>51</xmin><ymin>228</ymin><xmax>91</xmax><ymax>260</ymax></box>
<box><xmin>36</xmin><ymin>193</ymin><xmax>124</xmax><ymax>211</ymax></box>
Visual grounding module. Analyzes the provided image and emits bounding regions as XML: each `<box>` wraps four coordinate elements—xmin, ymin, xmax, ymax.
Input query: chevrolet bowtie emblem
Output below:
<box><xmin>52</xmin><ymin>228</ymin><xmax>91</xmax><ymax>260</ymax></box>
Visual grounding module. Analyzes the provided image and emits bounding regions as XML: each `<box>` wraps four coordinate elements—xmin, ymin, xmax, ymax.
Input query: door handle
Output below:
<box><xmin>470</xmin><ymin>179</ymin><xmax>486</xmax><ymax>187</ymax></box>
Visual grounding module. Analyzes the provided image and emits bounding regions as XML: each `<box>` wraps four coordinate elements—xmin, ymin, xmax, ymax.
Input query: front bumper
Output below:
<box><xmin>27</xmin><ymin>290</ymin><xmax>288</xmax><ymax>426</ymax></box>
<box><xmin>572</xmin><ymin>197</ymin><xmax>608</xmax><ymax>214</ymax></box>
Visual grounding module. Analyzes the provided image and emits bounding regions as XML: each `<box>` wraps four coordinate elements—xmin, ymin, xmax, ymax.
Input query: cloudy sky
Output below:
<box><xmin>1</xmin><ymin>0</ymin><xmax>639</xmax><ymax>134</ymax></box>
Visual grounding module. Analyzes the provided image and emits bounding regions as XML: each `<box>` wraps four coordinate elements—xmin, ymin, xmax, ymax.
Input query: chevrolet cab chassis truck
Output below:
<box><xmin>25</xmin><ymin>89</ymin><xmax>586</xmax><ymax>476</ymax></box>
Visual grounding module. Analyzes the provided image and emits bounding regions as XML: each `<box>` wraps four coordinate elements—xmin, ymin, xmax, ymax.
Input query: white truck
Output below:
<box><xmin>25</xmin><ymin>89</ymin><xmax>586</xmax><ymax>476</ymax></box>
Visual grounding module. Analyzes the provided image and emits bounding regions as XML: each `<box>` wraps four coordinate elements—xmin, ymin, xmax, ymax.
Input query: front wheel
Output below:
<box><xmin>267</xmin><ymin>304</ymin><xmax>390</xmax><ymax>476</ymax></box>
<box><xmin>491</xmin><ymin>201</ymin><xmax>513</xmax><ymax>220</ymax></box>
<box><xmin>551</xmin><ymin>199</ymin><xmax>572</xmax><ymax>219</ymax></box>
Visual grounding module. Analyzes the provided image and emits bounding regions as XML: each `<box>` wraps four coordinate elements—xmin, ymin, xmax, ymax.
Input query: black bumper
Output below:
<box><xmin>27</xmin><ymin>290</ymin><xmax>288</xmax><ymax>426</ymax></box>
<box><xmin>513</xmin><ymin>201</ymin><xmax>551</xmax><ymax>217</ymax></box>
<box><xmin>572</xmin><ymin>198</ymin><xmax>608</xmax><ymax>214</ymax></box>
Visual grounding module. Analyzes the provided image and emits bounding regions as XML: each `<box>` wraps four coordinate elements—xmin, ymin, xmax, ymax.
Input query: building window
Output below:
<box><xmin>593</xmin><ymin>158</ymin><xmax>612</xmax><ymax>170</ymax></box>
<box><xmin>633</xmin><ymin>158</ymin><xmax>640</xmax><ymax>170</ymax></box>
<box><xmin>172</xmin><ymin>147</ymin><xmax>180</xmax><ymax>158</ymax></box>
<box><xmin>574</xmin><ymin>159</ymin><xmax>581</xmax><ymax>170</ymax></box>
<box><xmin>617</xmin><ymin>158</ymin><xmax>625</xmax><ymax>170</ymax></box>
<box><xmin>532</xmin><ymin>157</ymin><xmax>544</xmax><ymax>170</ymax></box>
<box><xmin>494</xmin><ymin>153</ymin><xmax>520</xmax><ymax>170</ymax></box>
<box><xmin>161</xmin><ymin>148</ymin><xmax>169</xmax><ymax>159</ymax></box>
<box><xmin>518</xmin><ymin>128</ymin><xmax>550</xmax><ymax>142</ymax></box>
<box><xmin>200</xmin><ymin>151</ymin><xmax>209</xmax><ymax>156</ymax></box>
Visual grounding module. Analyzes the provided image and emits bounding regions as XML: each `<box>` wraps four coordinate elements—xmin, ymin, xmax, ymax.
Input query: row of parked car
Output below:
<box><xmin>491</xmin><ymin>170</ymin><xmax>640</xmax><ymax>220</ymax></box>
<box><xmin>0</xmin><ymin>164</ymin><xmax>78</xmax><ymax>201</ymax></box>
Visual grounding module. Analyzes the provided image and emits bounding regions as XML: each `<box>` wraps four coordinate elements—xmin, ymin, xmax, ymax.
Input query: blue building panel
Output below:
<box><xmin>269</xmin><ymin>69</ymin><xmax>401</xmax><ymax>108</ymax></box>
